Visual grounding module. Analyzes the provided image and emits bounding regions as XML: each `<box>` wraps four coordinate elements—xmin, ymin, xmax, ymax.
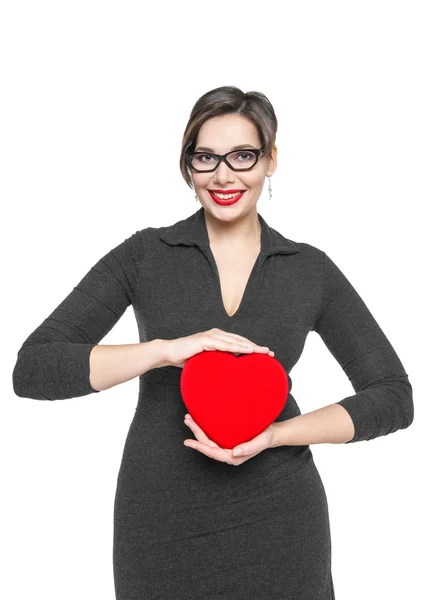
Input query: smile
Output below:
<box><xmin>208</xmin><ymin>190</ymin><xmax>247</xmax><ymax>205</ymax></box>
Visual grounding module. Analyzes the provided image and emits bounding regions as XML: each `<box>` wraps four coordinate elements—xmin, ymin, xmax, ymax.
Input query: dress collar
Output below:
<box><xmin>158</xmin><ymin>207</ymin><xmax>300</xmax><ymax>257</ymax></box>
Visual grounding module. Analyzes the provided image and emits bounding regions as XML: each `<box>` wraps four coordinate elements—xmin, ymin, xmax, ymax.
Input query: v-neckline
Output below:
<box><xmin>201</xmin><ymin>210</ymin><xmax>265</xmax><ymax>321</ymax></box>
<box><xmin>205</xmin><ymin>243</ymin><xmax>263</xmax><ymax>320</ymax></box>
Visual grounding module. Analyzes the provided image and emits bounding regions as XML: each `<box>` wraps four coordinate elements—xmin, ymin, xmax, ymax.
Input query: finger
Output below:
<box><xmin>232</xmin><ymin>433</ymin><xmax>267</xmax><ymax>457</ymax></box>
<box><xmin>183</xmin><ymin>439</ymin><xmax>229</xmax><ymax>462</ymax></box>
<box><xmin>217</xmin><ymin>338</ymin><xmax>272</xmax><ymax>355</ymax></box>
<box><xmin>215</xmin><ymin>330</ymin><xmax>273</xmax><ymax>351</ymax></box>
<box><xmin>216</xmin><ymin>329</ymin><xmax>265</xmax><ymax>345</ymax></box>
<box><xmin>230</xmin><ymin>349</ymin><xmax>275</xmax><ymax>357</ymax></box>
<box><xmin>184</xmin><ymin>415</ymin><xmax>219</xmax><ymax>447</ymax></box>
<box><xmin>221</xmin><ymin>337</ymin><xmax>271</xmax><ymax>352</ymax></box>
<box><xmin>210</xmin><ymin>340</ymin><xmax>270</xmax><ymax>355</ymax></box>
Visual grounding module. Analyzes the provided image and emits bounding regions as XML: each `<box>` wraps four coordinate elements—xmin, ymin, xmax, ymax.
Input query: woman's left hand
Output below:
<box><xmin>183</xmin><ymin>413</ymin><xmax>276</xmax><ymax>465</ymax></box>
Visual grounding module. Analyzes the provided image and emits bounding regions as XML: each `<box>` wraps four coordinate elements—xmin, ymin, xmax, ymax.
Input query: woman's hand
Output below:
<box><xmin>183</xmin><ymin>413</ymin><xmax>276</xmax><ymax>466</ymax></box>
<box><xmin>159</xmin><ymin>328</ymin><xmax>275</xmax><ymax>369</ymax></box>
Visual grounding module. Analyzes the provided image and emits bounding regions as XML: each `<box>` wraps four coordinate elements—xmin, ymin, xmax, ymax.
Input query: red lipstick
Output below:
<box><xmin>208</xmin><ymin>190</ymin><xmax>247</xmax><ymax>206</ymax></box>
<box><xmin>209</xmin><ymin>189</ymin><xmax>245</xmax><ymax>193</ymax></box>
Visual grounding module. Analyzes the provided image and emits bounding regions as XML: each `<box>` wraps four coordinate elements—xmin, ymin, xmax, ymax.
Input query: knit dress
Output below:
<box><xmin>13</xmin><ymin>207</ymin><xmax>413</xmax><ymax>599</ymax></box>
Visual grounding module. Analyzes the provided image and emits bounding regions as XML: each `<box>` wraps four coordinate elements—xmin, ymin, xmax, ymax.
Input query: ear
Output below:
<box><xmin>266</xmin><ymin>145</ymin><xmax>278</xmax><ymax>178</ymax></box>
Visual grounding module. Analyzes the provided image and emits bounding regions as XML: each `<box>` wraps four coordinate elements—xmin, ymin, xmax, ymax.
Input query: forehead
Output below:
<box><xmin>195</xmin><ymin>114</ymin><xmax>260</xmax><ymax>151</ymax></box>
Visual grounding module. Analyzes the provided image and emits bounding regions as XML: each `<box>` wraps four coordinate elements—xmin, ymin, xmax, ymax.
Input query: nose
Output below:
<box><xmin>213</xmin><ymin>160</ymin><xmax>235</xmax><ymax>184</ymax></box>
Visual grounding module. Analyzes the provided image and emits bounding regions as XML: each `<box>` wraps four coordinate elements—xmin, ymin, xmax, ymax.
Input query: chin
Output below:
<box><xmin>204</xmin><ymin>201</ymin><xmax>254</xmax><ymax>221</ymax></box>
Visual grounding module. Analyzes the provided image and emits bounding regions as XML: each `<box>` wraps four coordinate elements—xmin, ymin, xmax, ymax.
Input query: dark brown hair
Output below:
<box><xmin>179</xmin><ymin>86</ymin><xmax>278</xmax><ymax>189</ymax></box>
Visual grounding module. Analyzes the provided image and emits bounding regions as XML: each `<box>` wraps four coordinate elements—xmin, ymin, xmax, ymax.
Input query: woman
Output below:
<box><xmin>13</xmin><ymin>85</ymin><xmax>414</xmax><ymax>599</ymax></box>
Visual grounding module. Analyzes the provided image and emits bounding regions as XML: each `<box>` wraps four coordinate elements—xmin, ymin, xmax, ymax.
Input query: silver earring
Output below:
<box><xmin>191</xmin><ymin>179</ymin><xmax>199</xmax><ymax>202</ymax></box>
<box><xmin>268</xmin><ymin>177</ymin><xmax>272</xmax><ymax>200</ymax></box>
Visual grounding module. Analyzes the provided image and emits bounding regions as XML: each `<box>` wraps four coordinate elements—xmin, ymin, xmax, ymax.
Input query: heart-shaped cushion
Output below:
<box><xmin>180</xmin><ymin>350</ymin><xmax>288</xmax><ymax>449</ymax></box>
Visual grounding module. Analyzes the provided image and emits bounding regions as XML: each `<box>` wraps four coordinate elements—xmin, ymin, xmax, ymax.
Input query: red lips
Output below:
<box><xmin>208</xmin><ymin>190</ymin><xmax>247</xmax><ymax>206</ymax></box>
<box><xmin>209</xmin><ymin>189</ymin><xmax>246</xmax><ymax>193</ymax></box>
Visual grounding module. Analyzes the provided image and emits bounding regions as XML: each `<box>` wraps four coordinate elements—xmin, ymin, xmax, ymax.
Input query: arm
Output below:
<box><xmin>12</xmin><ymin>231</ymin><xmax>163</xmax><ymax>400</ymax></box>
<box><xmin>270</xmin><ymin>403</ymin><xmax>355</xmax><ymax>446</ymax></box>
<box><xmin>88</xmin><ymin>340</ymin><xmax>167</xmax><ymax>392</ymax></box>
<box><xmin>272</xmin><ymin>251</ymin><xmax>414</xmax><ymax>446</ymax></box>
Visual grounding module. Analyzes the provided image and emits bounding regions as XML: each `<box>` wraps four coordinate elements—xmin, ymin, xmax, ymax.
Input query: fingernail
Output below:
<box><xmin>233</xmin><ymin>448</ymin><xmax>243</xmax><ymax>457</ymax></box>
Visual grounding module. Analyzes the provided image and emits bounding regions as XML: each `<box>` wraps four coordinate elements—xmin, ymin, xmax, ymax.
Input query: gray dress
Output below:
<box><xmin>13</xmin><ymin>207</ymin><xmax>413</xmax><ymax>599</ymax></box>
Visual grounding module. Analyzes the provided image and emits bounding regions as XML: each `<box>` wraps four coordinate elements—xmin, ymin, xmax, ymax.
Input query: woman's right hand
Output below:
<box><xmin>159</xmin><ymin>328</ymin><xmax>275</xmax><ymax>369</ymax></box>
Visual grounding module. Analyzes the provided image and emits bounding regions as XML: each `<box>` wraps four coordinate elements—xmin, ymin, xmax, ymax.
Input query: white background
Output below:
<box><xmin>1</xmin><ymin>1</ymin><xmax>427</xmax><ymax>598</ymax></box>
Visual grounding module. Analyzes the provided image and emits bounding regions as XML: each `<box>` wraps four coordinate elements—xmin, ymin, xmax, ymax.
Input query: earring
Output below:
<box><xmin>191</xmin><ymin>179</ymin><xmax>199</xmax><ymax>202</ymax></box>
<box><xmin>268</xmin><ymin>177</ymin><xmax>272</xmax><ymax>200</ymax></box>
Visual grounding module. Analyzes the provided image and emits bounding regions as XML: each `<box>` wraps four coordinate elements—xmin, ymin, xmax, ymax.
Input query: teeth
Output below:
<box><xmin>212</xmin><ymin>191</ymin><xmax>241</xmax><ymax>200</ymax></box>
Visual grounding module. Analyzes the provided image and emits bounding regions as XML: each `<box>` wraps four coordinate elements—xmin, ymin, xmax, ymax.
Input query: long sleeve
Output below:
<box><xmin>12</xmin><ymin>232</ymin><xmax>143</xmax><ymax>400</ymax></box>
<box><xmin>312</xmin><ymin>251</ymin><xmax>414</xmax><ymax>443</ymax></box>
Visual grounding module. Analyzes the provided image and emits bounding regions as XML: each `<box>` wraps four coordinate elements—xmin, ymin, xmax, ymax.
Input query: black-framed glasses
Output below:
<box><xmin>186</xmin><ymin>146</ymin><xmax>265</xmax><ymax>172</ymax></box>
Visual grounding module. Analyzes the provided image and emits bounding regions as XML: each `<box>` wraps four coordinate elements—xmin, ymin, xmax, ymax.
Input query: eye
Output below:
<box><xmin>195</xmin><ymin>154</ymin><xmax>214</xmax><ymax>163</ymax></box>
<box><xmin>237</xmin><ymin>152</ymin><xmax>255</xmax><ymax>161</ymax></box>
<box><xmin>228</xmin><ymin>151</ymin><xmax>257</xmax><ymax>164</ymax></box>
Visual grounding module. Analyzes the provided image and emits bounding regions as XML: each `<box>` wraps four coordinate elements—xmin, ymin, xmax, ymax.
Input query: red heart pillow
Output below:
<box><xmin>180</xmin><ymin>350</ymin><xmax>288</xmax><ymax>449</ymax></box>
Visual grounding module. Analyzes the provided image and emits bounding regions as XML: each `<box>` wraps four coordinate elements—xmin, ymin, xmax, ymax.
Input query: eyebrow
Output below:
<box><xmin>194</xmin><ymin>144</ymin><xmax>257</xmax><ymax>152</ymax></box>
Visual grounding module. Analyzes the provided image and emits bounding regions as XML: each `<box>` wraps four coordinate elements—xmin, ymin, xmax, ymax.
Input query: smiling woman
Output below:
<box><xmin>13</xmin><ymin>85</ymin><xmax>413</xmax><ymax>600</ymax></box>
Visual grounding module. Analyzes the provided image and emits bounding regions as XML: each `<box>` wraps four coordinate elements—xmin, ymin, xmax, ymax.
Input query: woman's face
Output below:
<box><xmin>191</xmin><ymin>114</ymin><xmax>277</xmax><ymax>222</ymax></box>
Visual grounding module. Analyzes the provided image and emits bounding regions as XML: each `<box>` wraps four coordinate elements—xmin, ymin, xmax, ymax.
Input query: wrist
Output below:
<box><xmin>270</xmin><ymin>420</ymin><xmax>288</xmax><ymax>448</ymax></box>
<box><xmin>147</xmin><ymin>338</ymin><xmax>170</xmax><ymax>369</ymax></box>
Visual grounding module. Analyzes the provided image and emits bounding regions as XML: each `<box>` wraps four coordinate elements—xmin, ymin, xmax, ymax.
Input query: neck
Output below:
<box><xmin>203</xmin><ymin>207</ymin><xmax>262</xmax><ymax>248</ymax></box>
